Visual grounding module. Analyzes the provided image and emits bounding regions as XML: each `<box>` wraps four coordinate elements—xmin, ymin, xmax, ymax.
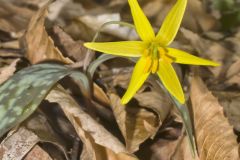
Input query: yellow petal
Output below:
<box><xmin>84</xmin><ymin>41</ymin><xmax>147</xmax><ymax>57</ymax></box>
<box><xmin>156</xmin><ymin>0</ymin><xmax>187</xmax><ymax>46</ymax></box>
<box><xmin>128</xmin><ymin>0</ymin><xmax>155</xmax><ymax>42</ymax></box>
<box><xmin>167</xmin><ymin>48</ymin><xmax>220</xmax><ymax>66</ymax></box>
<box><xmin>157</xmin><ymin>60</ymin><xmax>185</xmax><ymax>104</ymax></box>
<box><xmin>121</xmin><ymin>56</ymin><xmax>150</xmax><ymax>104</ymax></box>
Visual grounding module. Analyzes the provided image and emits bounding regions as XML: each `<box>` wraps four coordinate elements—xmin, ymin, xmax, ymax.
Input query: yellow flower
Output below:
<box><xmin>84</xmin><ymin>0</ymin><xmax>219</xmax><ymax>104</ymax></box>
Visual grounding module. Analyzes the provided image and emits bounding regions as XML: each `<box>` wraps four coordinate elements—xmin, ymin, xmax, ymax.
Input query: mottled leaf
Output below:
<box><xmin>88</xmin><ymin>54</ymin><xmax>117</xmax><ymax>77</ymax></box>
<box><xmin>0</xmin><ymin>63</ymin><xmax>89</xmax><ymax>137</ymax></box>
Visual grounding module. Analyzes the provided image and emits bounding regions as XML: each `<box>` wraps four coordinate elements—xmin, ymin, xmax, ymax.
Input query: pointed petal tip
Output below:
<box><xmin>84</xmin><ymin>42</ymin><xmax>93</xmax><ymax>47</ymax></box>
<box><xmin>120</xmin><ymin>96</ymin><xmax>129</xmax><ymax>105</ymax></box>
<box><xmin>173</xmin><ymin>89</ymin><xmax>185</xmax><ymax>104</ymax></box>
<box><xmin>128</xmin><ymin>0</ymin><xmax>155</xmax><ymax>42</ymax></box>
<box><xmin>156</xmin><ymin>0</ymin><xmax>187</xmax><ymax>45</ymax></box>
<box><xmin>178</xmin><ymin>96</ymin><xmax>185</xmax><ymax>104</ymax></box>
<box><xmin>204</xmin><ymin>61</ymin><xmax>221</xmax><ymax>67</ymax></box>
<box><xmin>167</xmin><ymin>47</ymin><xmax>221</xmax><ymax>67</ymax></box>
<box><xmin>212</xmin><ymin>62</ymin><xmax>221</xmax><ymax>67</ymax></box>
<box><xmin>157</xmin><ymin>60</ymin><xmax>186</xmax><ymax>105</ymax></box>
<box><xmin>83</xmin><ymin>42</ymin><xmax>90</xmax><ymax>48</ymax></box>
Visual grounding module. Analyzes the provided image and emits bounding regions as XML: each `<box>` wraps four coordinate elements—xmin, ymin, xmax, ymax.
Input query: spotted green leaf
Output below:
<box><xmin>0</xmin><ymin>63</ymin><xmax>90</xmax><ymax>137</ymax></box>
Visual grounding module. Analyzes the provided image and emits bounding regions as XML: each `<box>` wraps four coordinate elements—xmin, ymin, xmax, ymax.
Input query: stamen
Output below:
<box><xmin>165</xmin><ymin>54</ymin><xmax>176</xmax><ymax>61</ymax></box>
<box><xmin>158</xmin><ymin>47</ymin><xmax>166</xmax><ymax>58</ymax></box>
<box><xmin>151</xmin><ymin>59</ymin><xmax>159</xmax><ymax>73</ymax></box>
<box><xmin>143</xmin><ymin>56</ymin><xmax>152</xmax><ymax>73</ymax></box>
<box><xmin>152</xmin><ymin>47</ymin><xmax>159</xmax><ymax>59</ymax></box>
<box><xmin>143</xmin><ymin>49</ymin><xmax>150</xmax><ymax>57</ymax></box>
<box><xmin>158</xmin><ymin>47</ymin><xmax>174</xmax><ymax>63</ymax></box>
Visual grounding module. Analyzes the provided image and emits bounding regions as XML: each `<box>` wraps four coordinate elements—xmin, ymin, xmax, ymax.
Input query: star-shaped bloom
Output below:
<box><xmin>84</xmin><ymin>0</ymin><xmax>219</xmax><ymax>104</ymax></box>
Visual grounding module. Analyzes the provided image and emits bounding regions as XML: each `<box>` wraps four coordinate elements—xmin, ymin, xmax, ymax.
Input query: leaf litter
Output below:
<box><xmin>0</xmin><ymin>0</ymin><xmax>240</xmax><ymax>159</ymax></box>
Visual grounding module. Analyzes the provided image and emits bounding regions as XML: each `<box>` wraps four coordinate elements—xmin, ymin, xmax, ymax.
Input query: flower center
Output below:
<box><xmin>143</xmin><ymin>43</ymin><xmax>174</xmax><ymax>74</ymax></box>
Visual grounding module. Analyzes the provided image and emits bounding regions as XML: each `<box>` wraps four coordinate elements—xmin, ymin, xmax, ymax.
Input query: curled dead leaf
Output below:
<box><xmin>93</xmin><ymin>83</ymin><xmax>111</xmax><ymax>106</ymax></box>
<box><xmin>0</xmin><ymin>58</ymin><xmax>19</xmax><ymax>84</ymax></box>
<box><xmin>46</xmin><ymin>86</ymin><xmax>138</xmax><ymax>160</ymax></box>
<box><xmin>0</xmin><ymin>127</ymin><xmax>39</xmax><ymax>160</ymax></box>
<box><xmin>172</xmin><ymin>135</ymin><xmax>199</xmax><ymax>160</ymax></box>
<box><xmin>216</xmin><ymin>91</ymin><xmax>240</xmax><ymax>132</ymax></box>
<box><xmin>24</xmin><ymin>145</ymin><xmax>53</xmax><ymax>160</ymax></box>
<box><xmin>21</xmin><ymin>3</ymin><xmax>73</xmax><ymax>64</ymax></box>
<box><xmin>225</xmin><ymin>58</ymin><xmax>240</xmax><ymax>87</ymax></box>
<box><xmin>109</xmin><ymin>93</ymin><xmax>160</xmax><ymax>153</ymax></box>
<box><xmin>154</xmin><ymin>0</ymin><xmax>217</xmax><ymax>33</ymax></box>
<box><xmin>190</xmin><ymin>76</ymin><xmax>239</xmax><ymax>160</ymax></box>
<box><xmin>49</xmin><ymin>26</ymin><xmax>87</xmax><ymax>63</ymax></box>
<box><xmin>134</xmin><ymin>90</ymin><xmax>172</xmax><ymax>126</ymax></box>
<box><xmin>23</xmin><ymin>111</ymin><xmax>69</xmax><ymax>159</ymax></box>
<box><xmin>0</xmin><ymin>2</ymin><xmax>35</xmax><ymax>34</ymax></box>
<box><xmin>180</xmin><ymin>28</ymin><xmax>227</xmax><ymax>78</ymax></box>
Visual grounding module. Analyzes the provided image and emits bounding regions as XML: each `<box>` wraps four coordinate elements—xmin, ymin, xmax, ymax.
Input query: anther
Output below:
<box><xmin>151</xmin><ymin>59</ymin><xmax>159</xmax><ymax>73</ymax></box>
<box><xmin>158</xmin><ymin>47</ymin><xmax>166</xmax><ymax>58</ymax></box>
<box><xmin>143</xmin><ymin>56</ymin><xmax>152</xmax><ymax>73</ymax></box>
<box><xmin>158</xmin><ymin>47</ymin><xmax>174</xmax><ymax>63</ymax></box>
<box><xmin>143</xmin><ymin>49</ymin><xmax>150</xmax><ymax>57</ymax></box>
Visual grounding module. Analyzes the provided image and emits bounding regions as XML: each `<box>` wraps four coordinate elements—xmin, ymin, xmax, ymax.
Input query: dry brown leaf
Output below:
<box><xmin>14</xmin><ymin>0</ymin><xmax>49</xmax><ymax>8</ymax></box>
<box><xmin>46</xmin><ymin>86</ymin><xmax>138</xmax><ymax>160</ymax></box>
<box><xmin>134</xmin><ymin>90</ymin><xmax>172</xmax><ymax>125</ymax></box>
<box><xmin>109</xmin><ymin>93</ymin><xmax>160</xmax><ymax>153</ymax></box>
<box><xmin>93</xmin><ymin>83</ymin><xmax>111</xmax><ymax>106</ymax></box>
<box><xmin>23</xmin><ymin>111</ymin><xmax>68</xmax><ymax>159</ymax></box>
<box><xmin>21</xmin><ymin>3</ymin><xmax>73</xmax><ymax>64</ymax></box>
<box><xmin>0</xmin><ymin>58</ymin><xmax>19</xmax><ymax>84</ymax></box>
<box><xmin>77</xmin><ymin>13</ymin><xmax>138</xmax><ymax>40</ymax></box>
<box><xmin>180</xmin><ymin>28</ymin><xmax>229</xmax><ymax>78</ymax></box>
<box><xmin>129</xmin><ymin>110</ymin><xmax>187</xmax><ymax>160</ymax></box>
<box><xmin>0</xmin><ymin>40</ymin><xmax>19</xmax><ymax>49</ymax></box>
<box><xmin>225</xmin><ymin>58</ymin><xmax>240</xmax><ymax>87</ymax></box>
<box><xmin>142</xmin><ymin>0</ymin><xmax>162</xmax><ymax>18</ymax></box>
<box><xmin>24</xmin><ymin>145</ymin><xmax>52</xmax><ymax>160</ymax></box>
<box><xmin>49</xmin><ymin>26</ymin><xmax>87</xmax><ymax>62</ymax></box>
<box><xmin>150</xmin><ymin>139</ymin><xmax>182</xmax><ymax>160</ymax></box>
<box><xmin>0</xmin><ymin>40</ymin><xmax>21</xmax><ymax>60</ymax></box>
<box><xmin>216</xmin><ymin>91</ymin><xmax>240</xmax><ymax>132</ymax></box>
<box><xmin>0</xmin><ymin>2</ymin><xmax>35</xmax><ymax>34</ymax></box>
<box><xmin>187</xmin><ymin>0</ymin><xmax>218</xmax><ymax>32</ymax></box>
<box><xmin>226</xmin><ymin>58</ymin><xmax>240</xmax><ymax>79</ymax></box>
<box><xmin>171</xmin><ymin>135</ymin><xmax>199</xmax><ymax>160</ymax></box>
<box><xmin>225</xmin><ymin>31</ymin><xmax>240</xmax><ymax>57</ymax></box>
<box><xmin>190</xmin><ymin>76</ymin><xmax>239</xmax><ymax>160</ymax></box>
<box><xmin>0</xmin><ymin>127</ymin><xmax>39</xmax><ymax>160</ymax></box>
<box><xmin>142</xmin><ymin>129</ymin><xmax>184</xmax><ymax>160</ymax></box>
<box><xmin>154</xmin><ymin>0</ymin><xmax>217</xmax><ymax>33</ymax></box>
